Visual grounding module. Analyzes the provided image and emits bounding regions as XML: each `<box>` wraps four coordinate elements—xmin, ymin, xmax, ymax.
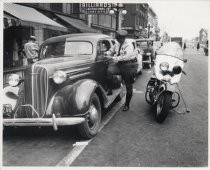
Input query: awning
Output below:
<box><xmin>4</xmin><ymin>3</ymin><xmax>67</xmax><ymax>32</ymax></box>
<box><xmin>4</xmin><ymin>13</ymin><xmax>21</xmax><ymax>29</ymax></box>
<box><xmin>55</xmin><ymin>14</ymin><xmax>98</xmax><ymax>33</ymax></box>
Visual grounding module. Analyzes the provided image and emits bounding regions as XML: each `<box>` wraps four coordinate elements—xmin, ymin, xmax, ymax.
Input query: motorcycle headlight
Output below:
<box><xmin>160</xmin><ymin>62</ymin><xmax>169</xmax><ymax>71</ymax></box>
<box><xmin>53</xmin><ymin>70</ymin><xmax>67</xmax><ymax>84</ymax></box>
<box><xmin>8</xmin><ymin>74</ymin><xmax>21</xmax><ymax>87</ymax></box>
<box><xmin>146</xmin><ymin>52</ymin><xmax>151</xmax><ymax>56</ymax></box>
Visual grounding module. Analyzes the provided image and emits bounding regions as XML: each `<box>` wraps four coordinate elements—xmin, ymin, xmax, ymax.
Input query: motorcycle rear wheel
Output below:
<box><xmin>155</xmin><ymin>92</ymin><xmax>172</xmax><ymax>123</ymax></box>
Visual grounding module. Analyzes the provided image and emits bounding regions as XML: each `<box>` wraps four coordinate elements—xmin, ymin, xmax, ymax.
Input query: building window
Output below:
<box><xmin>50</xmin><ymin>3</ymin><xmax>63</xmax><ymax>12</ymax></box>
<box><xmin>92</xmin><ymin>15</ymin><xmax>98</xmax><ymax>25</ymax></box>
<box><xmin>38</xmin><ymin>3</ymin><xmax>50</xmax><ymax>10</ymax></box>
<box><xmin>63</xmin><ymin>3</ymin><xmax>73</xmax><ymax>14</ymax></box>
<box><xmin>111</xmin><ymin>16</ymin><xmax>116</xmax><ymax>29</ymax></box>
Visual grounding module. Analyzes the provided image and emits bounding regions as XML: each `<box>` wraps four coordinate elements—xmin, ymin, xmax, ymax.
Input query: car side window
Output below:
<box><xmin>96</xmin><ymin>40</ymin><xmax>111</xmax><ymax>61</ymax></box>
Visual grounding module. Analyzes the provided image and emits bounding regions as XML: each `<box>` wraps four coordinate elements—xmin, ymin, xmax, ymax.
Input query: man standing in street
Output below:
<box><xmin>105</xmin><ymin>30</ymin><xmax>138</xmax><ymax>111</ymax></box>
<box><xmin>24</xmin><ymin>35</ymin><xmax>39</xmax><ymax>64</ymax></box>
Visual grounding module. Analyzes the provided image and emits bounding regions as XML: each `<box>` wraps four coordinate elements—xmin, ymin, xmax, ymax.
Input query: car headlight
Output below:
<box><xmin>8</xmin><ymin>74</ymin><xmax>21</xmax><ymax>87</ymax></box>
<box><xmin>146</xmin><ymin>52</ymin><xmax>151</xmax><ymax>56</ymax></box>
<box><xmin>160</xmin><ymin>62</ymin><xmax>169</xmax><ymax>71</ymax></box>
<box><xmin>53</xmin><ymin>70</ymin><xmax>67</xmax><ymax>84</ymax></box>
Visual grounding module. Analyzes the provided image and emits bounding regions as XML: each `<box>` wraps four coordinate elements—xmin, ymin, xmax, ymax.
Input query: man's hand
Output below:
<box><xmin>104</xmin><ymin>55</ymin><xmax>112</xmax><ymax>60</ymax></box>
<box><xmin>112</xmin><ymin>57</ymin><xmax>118</xmax><ymax>63</ymax></box>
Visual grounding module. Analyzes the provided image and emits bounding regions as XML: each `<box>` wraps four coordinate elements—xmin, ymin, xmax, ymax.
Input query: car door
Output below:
<box><xmin>94</xmin><ymin>39</ymin><xmax>112</xmax><ymax>89</ymax></box>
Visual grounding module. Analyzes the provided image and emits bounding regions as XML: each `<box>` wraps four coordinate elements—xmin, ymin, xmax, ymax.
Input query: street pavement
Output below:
<box><xmin>71</xmin><ymin>48</ymin><xmax>208</xmax><ymax>167</ymax></box>
<box><xmin>3</xmin><ymin>48</ymin><xmax>208</xmax><ymax>167</ymax></box>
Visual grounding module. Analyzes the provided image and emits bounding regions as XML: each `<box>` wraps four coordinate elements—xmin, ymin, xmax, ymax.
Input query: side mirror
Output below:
<box><xmin>172</xmin><ymin>66</ymin><xmax>182</xmax><ymax>75</ymax></box>
<box><xmin>183</xmin><ymin>59</ymin><xmax>187</xmax><ymax>63</ymax></box>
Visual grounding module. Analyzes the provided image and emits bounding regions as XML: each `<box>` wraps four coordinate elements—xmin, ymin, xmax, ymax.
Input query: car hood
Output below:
<box><xmin>34</xmin><ymin>56</ymin><xmax>93</xmax><ymax>76</ymax></box>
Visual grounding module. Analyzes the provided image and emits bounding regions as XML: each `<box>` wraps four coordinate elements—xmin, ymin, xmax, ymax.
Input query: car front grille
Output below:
<box><xmin>24</xmin><ymin>65</ymin><xmax>48</xmax><ymax>118</ymax></box>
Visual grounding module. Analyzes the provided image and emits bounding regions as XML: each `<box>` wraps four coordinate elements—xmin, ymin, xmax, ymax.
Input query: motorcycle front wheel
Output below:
<box><xmin>155</xmin><ymin>92</ymin><xmax>172</xmax><ymax>123</ymax></box>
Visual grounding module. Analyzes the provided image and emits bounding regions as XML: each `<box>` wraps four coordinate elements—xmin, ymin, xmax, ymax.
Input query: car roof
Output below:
<box><xmin>41</xmin><ymin>33</ymin><xmax>111</xmax><ymax>45</ymax></box>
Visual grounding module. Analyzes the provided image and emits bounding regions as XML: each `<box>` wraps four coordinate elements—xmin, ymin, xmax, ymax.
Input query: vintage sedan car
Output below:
<box><xmin>136</xmin><ymin>39</ymin><xmax>154</xmax><ymax>69</ymax></box>
<box><xmin>3</xmin><ymin>33</ymin><xmax>124</xmax><ymax>139</ymax></box>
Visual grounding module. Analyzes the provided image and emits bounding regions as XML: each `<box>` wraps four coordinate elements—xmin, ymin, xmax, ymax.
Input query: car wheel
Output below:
<box><xmin>77</xmin><ymin>94</ymin><xmax>101</xmax><ymax>139</ymax></box>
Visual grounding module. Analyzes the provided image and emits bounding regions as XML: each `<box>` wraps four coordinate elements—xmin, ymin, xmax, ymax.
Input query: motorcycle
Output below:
<box><xmin>145</xmin><ymin>42</ymin><xmax>189</xmax><ymax>123</ymax></box>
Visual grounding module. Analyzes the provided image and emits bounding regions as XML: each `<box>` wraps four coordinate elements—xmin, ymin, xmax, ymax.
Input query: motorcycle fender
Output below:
<box><xmin>46</xmin><ymin>79</ymin><xmax>99</xmax><ymax>117</ymax></box>
<box><xmin>165</xmin><ymin>83</ymin><xmax>176</xmax><ymax>92</ymax></box>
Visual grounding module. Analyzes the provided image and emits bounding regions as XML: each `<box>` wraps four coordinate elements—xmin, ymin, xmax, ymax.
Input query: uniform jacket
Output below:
<box><xmin>106</xmin><ymin>39</ymin><xmax>136</xmax><ymax>62</ymax></box>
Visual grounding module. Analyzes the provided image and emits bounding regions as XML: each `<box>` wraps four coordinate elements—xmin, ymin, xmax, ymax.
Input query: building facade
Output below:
<box><xmin>199</xmin><ymin>28</ymin><xmax>208</xmax><ymax>45</ymax></box>
<box><xmin>148</xmin><ymin>7</ymin><xmax>158</xmax><ymax>40</ymax></box>
<box><xmin>122</xmin><ymin>3</ymin><xmax>149</xmax><ymax>38</ymax></box>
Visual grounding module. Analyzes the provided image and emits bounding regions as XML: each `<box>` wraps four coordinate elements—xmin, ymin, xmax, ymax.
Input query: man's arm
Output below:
<box><xmin>112</xmin><ymin>44</ymin><xmax>136</xmax><ymax>61</ymax></box>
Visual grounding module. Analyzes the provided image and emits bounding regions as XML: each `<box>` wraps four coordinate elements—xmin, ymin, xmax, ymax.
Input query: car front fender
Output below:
<box><xmin>46</xmin><ymin>79</ymin><xmax>99</xmax><ymax>117</ymax></box>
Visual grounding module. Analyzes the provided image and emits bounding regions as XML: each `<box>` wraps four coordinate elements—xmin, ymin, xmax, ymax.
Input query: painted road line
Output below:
<box><xmin>56</xmin><ymin>144</ymin><xmax>89</xmax><ymax>166</ymax></box>
<box><xmin>133</xmin><ymin>89</ymin><xmax>144</xmax><ymax>94</ymax></box>
<box><xmin>56</xmin><ymin>96</ymin><xmax>125</xmax><ymax>167</ymax></box>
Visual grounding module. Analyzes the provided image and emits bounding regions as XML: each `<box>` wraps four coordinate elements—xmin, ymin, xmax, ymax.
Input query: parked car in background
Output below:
<box><xmin>136</xmin><ymin>39</ymin><xmax>154</xmax><ymax>69</ymax></box>
<box><xmin>3</xmin><ymin>33</ymin><xmax>124</xmax><ymax>139</ymax></box>
<box><xmin>153</xmin><ymin>41</ymin><xmax>162</xmax><ymax>57</ymax></box>
<box><xmin>204</xmin><ymin>40</ymin><xmax>208</xmax><ymax>56</ymax></box>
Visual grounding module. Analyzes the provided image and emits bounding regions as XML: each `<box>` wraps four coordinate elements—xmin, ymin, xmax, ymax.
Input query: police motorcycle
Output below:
<box><xmin>145</xmin><ymin>42</ymin><xmax>189</xmax><ymax>123</ymax></box>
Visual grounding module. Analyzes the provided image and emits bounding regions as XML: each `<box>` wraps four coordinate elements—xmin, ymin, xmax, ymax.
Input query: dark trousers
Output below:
<box><xmin>107</xmin><ymin>62</ymin><xmax>138</xmax><ymax>106</ymax></box>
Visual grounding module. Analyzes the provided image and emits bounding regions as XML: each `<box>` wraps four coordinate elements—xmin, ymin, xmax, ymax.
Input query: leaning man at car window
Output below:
<box><xmin>105</xmin><ymin>30</ymin><xmax>138</xmax><ymax>111</ymax></box>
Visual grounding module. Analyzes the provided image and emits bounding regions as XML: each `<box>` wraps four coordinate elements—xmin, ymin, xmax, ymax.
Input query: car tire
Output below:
<box><xmin>77</xmin><ymin>94</ymin><xmax>101</xmax><ymax>139</ymax></box>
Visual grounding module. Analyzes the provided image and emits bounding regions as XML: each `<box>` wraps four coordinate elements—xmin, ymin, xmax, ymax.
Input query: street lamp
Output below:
<box><xmin>147</xmin><ymin>24</ymin><xmax>153</xmax><ymax>38</ymax></box>
<box><xmin>109</xmin><ymin>3</ymin><xmax>127</xmax><ymax>31</ymax></box>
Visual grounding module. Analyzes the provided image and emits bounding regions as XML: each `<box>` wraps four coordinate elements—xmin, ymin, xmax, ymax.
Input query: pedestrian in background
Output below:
<box><xmin>197</xmin><ymin>42</ymin><xmax>200</xmax><ymax>51</ymax></box>
<box><xmin>105</xmin><ymin>30</ymin><xmax>138</xmax><ymax>111</ymax></box>
<box><xmin>24</xmin><ymin>35</ymin><xmax>39</xmax><ymax>65</ymax></box>
<box><xmin>183</xmin><ymin>43</ymin><xmax>186</xmax><ymax>50</ymax></box>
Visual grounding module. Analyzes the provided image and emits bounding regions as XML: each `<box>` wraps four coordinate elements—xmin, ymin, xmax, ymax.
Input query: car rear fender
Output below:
<box><xmin>46</xmin><ymin>79</ymin><xmax>104</xmax><ymax>117</ymax></box>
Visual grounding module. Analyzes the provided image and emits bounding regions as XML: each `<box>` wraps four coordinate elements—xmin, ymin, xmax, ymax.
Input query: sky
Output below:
<box><xmin>148</xmin><ymin>1</ymin><xmax>210</xmax><ymax>40</ymax></box>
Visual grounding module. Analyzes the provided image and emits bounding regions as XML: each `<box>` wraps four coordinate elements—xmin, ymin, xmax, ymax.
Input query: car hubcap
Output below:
<box><xmin>88</xmin><ymin>105</ymin><xmax>98</xmax><ymax>127</ymax></box>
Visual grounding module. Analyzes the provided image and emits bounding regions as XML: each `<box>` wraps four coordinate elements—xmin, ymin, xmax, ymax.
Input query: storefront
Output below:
<box><xmin>54</xmin><ymin>14</ymin><xmax>98</xmax><ymax>33</ymax></box>
<box><xmin>3</xmin><ymin>3</ymin><xmax>67</xmax><ymax>85</ymax></box>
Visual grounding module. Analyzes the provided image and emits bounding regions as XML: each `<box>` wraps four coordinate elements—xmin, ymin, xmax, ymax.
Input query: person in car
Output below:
<box><xmin>105</xmin><ymin>30</ymin><xmax>138</xmax><ymax>111</ymax></box>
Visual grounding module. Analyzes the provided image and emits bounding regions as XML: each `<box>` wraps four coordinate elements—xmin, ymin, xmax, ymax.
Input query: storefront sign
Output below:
<box><xmin>80</xmin><ymin>3</ymin><xmax>113</xmax><ymax>14</ymax></box>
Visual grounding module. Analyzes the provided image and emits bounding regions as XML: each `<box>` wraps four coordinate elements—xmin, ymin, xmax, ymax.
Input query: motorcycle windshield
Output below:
<box><xmin>157</xmin><ymin>42</ymin><xmax>184</xmax><ymax>60</ymax></box>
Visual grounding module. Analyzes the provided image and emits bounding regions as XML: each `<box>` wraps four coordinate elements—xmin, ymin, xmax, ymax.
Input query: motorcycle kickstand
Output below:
<box><xmin>176</xmin><ymin>83</ymin><xmax>191</xmax><ymax>114</ymax></box>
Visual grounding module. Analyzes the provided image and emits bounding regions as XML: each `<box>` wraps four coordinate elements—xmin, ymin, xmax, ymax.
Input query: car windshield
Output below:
<box><xmin>40</xmin><ymin>41</ymin><xmax>93</xmax><ymax>59</ymax></box>
<box><xmin>139</xmin><ymin>42</ymin><xmax>148</xmax><ymax>49</ymax></box>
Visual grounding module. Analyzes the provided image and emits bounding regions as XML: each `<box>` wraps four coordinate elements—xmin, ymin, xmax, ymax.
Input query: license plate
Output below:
<box><xmin>3</xmin><ymin>104</ymin><xmax>12</xmax><ymax>114</ymax></box>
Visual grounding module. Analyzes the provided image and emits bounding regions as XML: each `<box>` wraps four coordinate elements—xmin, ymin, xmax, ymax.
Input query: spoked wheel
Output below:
<box><xmin>155</xmin><ymin>92</ymin><xmax>172</xmax><ymax>123</ymax></box>
<box><xmin>145</xmin><ymin>89</ymin><xmax>153</xmax><ymax>105</ymax></box>
<box><xmin>77</xmin><ymin>94</ymin><xmax>101</xmax><ymax>139</ymax></box>
<box><xmin>171</xmin><ymin>92</ymin><xmax>180</xmax><ymax>109</ymax></box>
<box><xmin>145</xmin><ymin>79</ymin><xmax>156</xmax><ymax>105</ymax></box>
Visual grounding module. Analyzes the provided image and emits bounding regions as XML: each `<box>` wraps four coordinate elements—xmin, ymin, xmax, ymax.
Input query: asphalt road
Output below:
<box><xmin>3</xmin><ymin>48</ymin><xmax>208</xmax><ymax>167</ymax></box>
<box><xmin>71</xmin><ymin>48</ymin><xmax>208</xmax><ymax>167</ymax></box>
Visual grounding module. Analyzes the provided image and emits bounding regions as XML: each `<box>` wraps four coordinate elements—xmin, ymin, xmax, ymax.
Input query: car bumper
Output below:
<box><xmin>3</xmin><ymin>114</ymin><xmax>85</xmax><ymax>131</ymax></box>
